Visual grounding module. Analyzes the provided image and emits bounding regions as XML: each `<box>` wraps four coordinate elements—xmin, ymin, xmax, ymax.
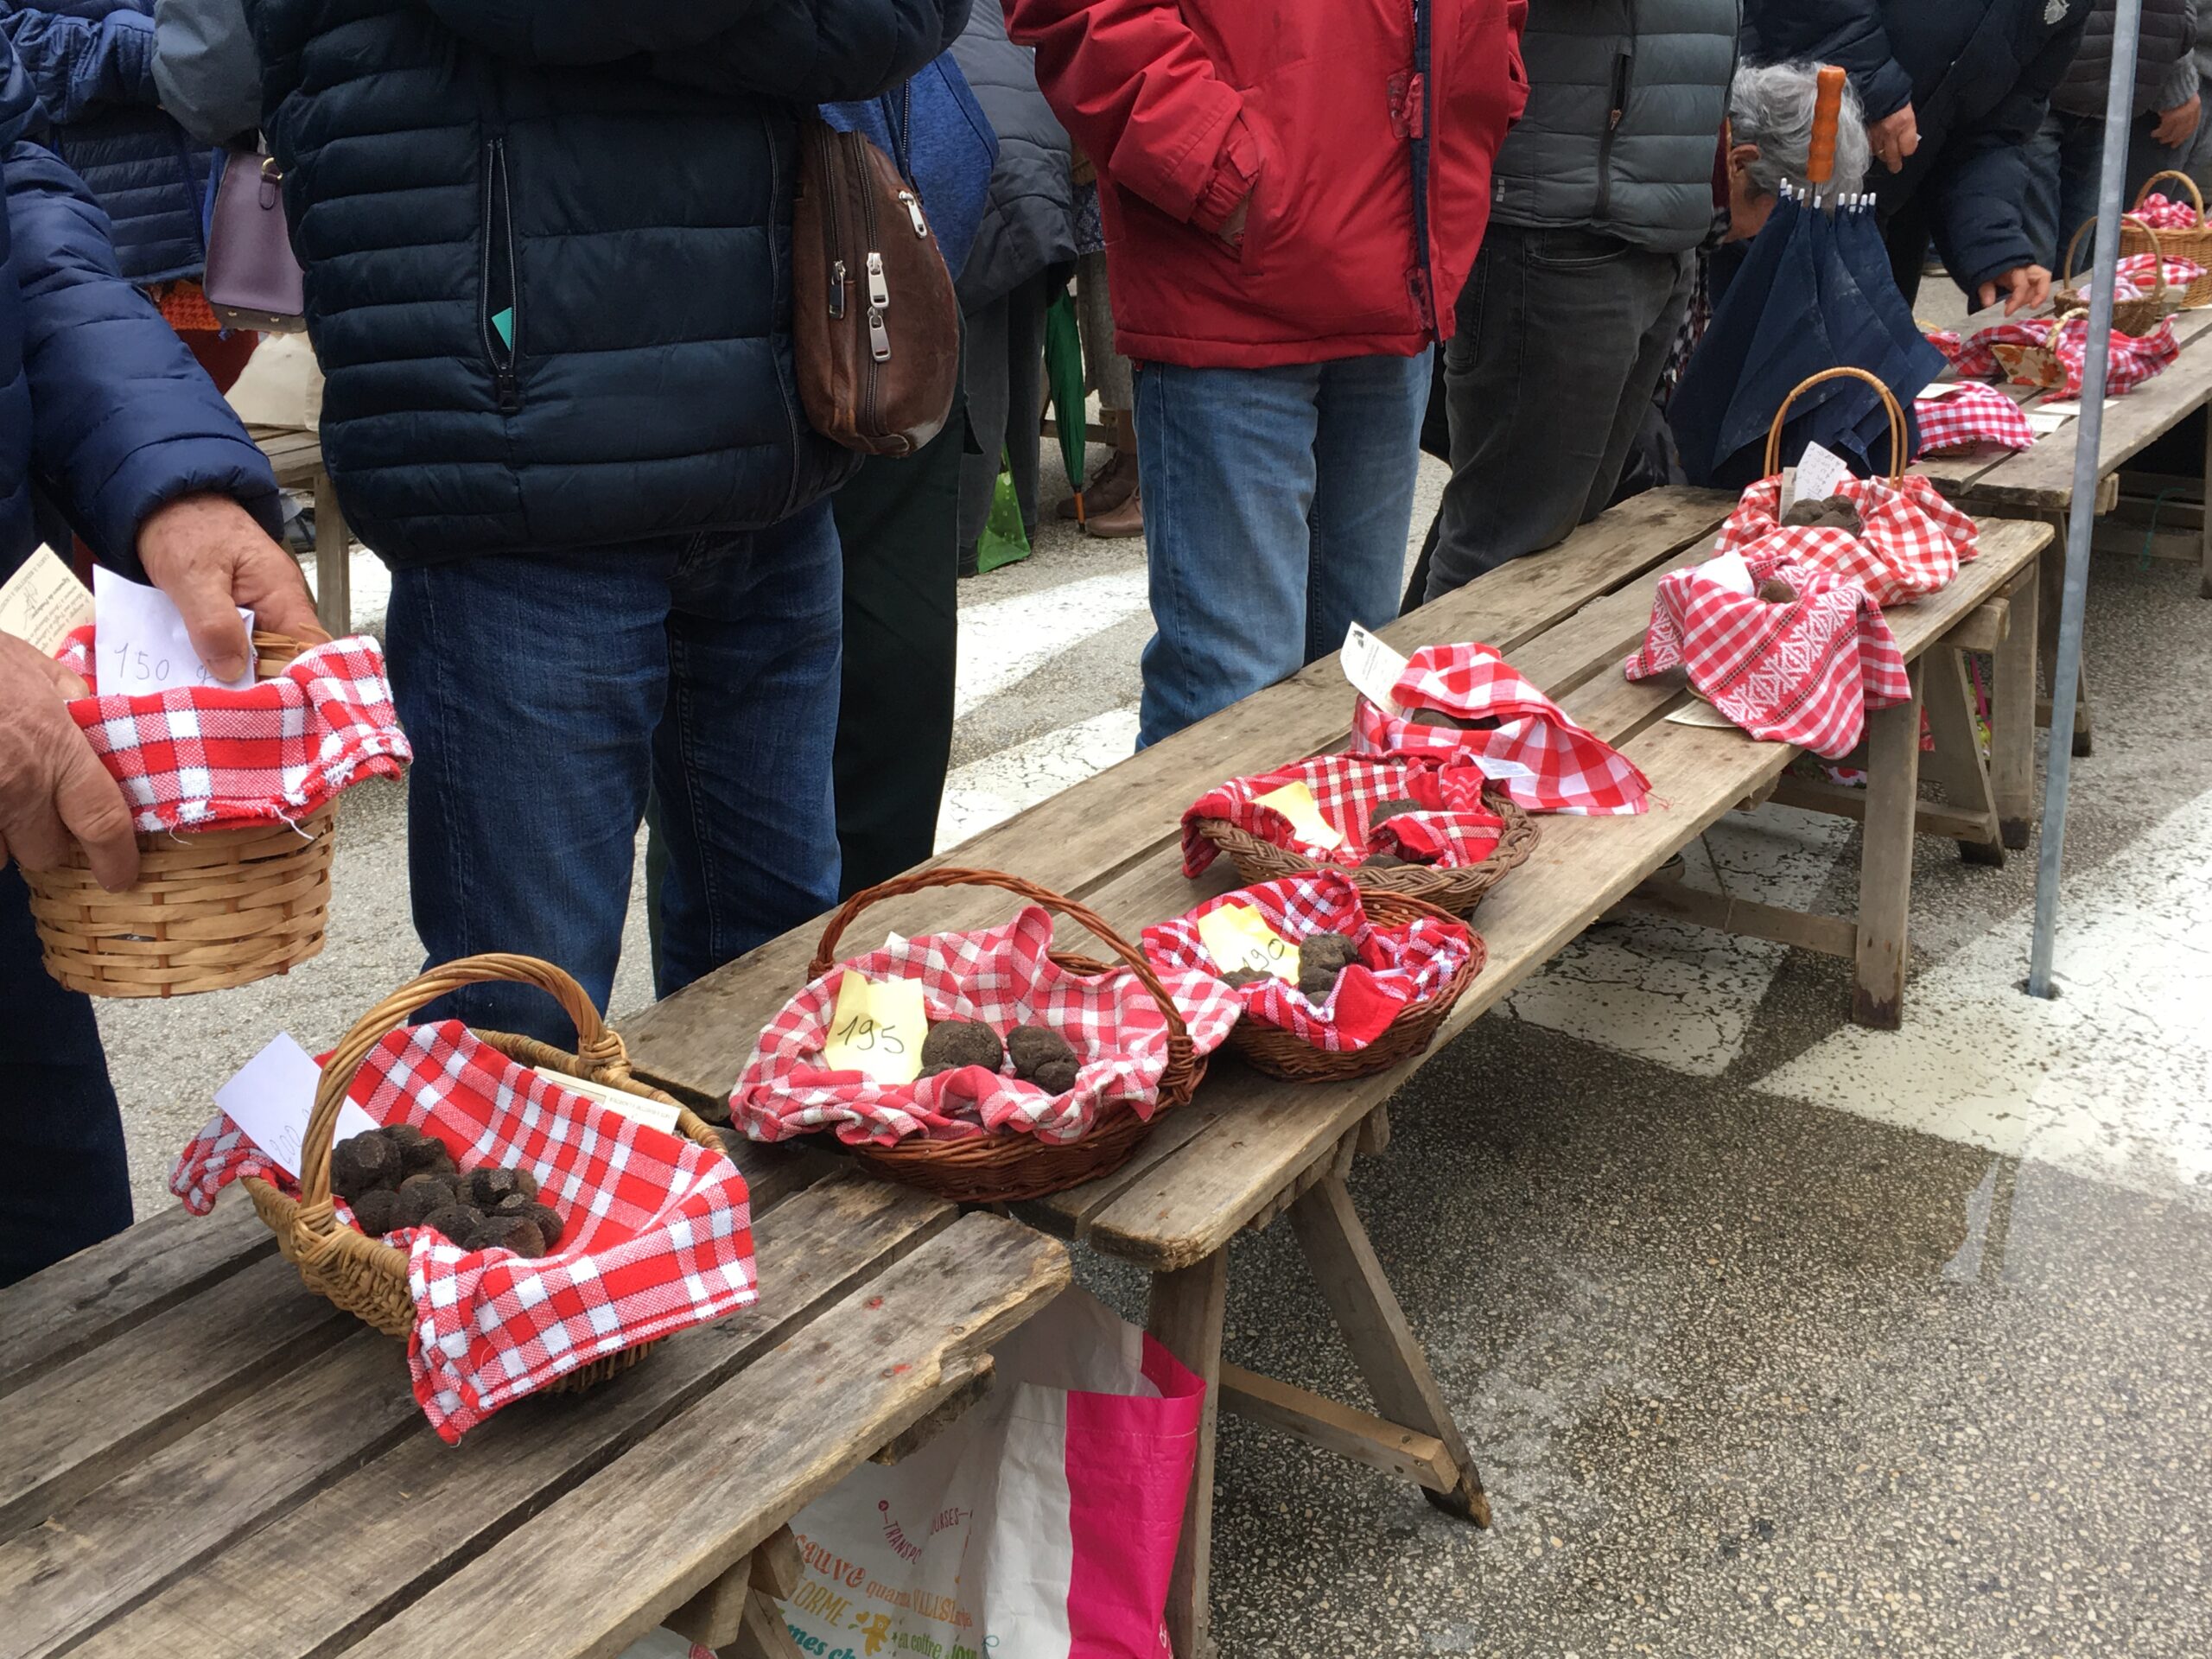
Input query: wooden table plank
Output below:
<box><xmin>327</xmin><ymin>1214</ymin><xmax>1069</xmax><ymax>1659</ymax></box>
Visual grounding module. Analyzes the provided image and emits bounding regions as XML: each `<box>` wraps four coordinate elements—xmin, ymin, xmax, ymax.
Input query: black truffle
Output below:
<box><xmin>419</xmin><ymin>1203</ymin><xmax>485</xmax><ymax>1246</ymax></box>
<box><xmin>329</xmin><ymin>1130</ymin><xmax>401</xmax><ymax>1201</ymax></box>
<box><xmin>1220</xmin><ymin>967</ymin><xmax>1272</xmax><ymax>989</ymax></box>
<box><xmin>920</xmin><ymin>1020</ymin><xmax>1005</xmax><ymax>1076</ymax></box>
<box><xmin>1369</xmin><ymin>798</ymin><xmax>1425</xmax><ymax>830</ymax></box>
<box><xmin>1296</xmin><ymin>931</ymin><xmax>1357</xmax><ymax>1001</ymax></box>
<box><xmin>1778</xmin><ymin>493</ymin><xmax>1860</xmax><ymax>532</ymax></box>
<box><xmin>1359</xmin><ymin>853</ymin><xmax>1408</xmax><ymax>870</ymax></box>
<box><xmin>395</xmin><ymin>1172</ymin><xmax>458</xmax><ymax>1230</ymax></box>
<box><xmin>522</xmin><ymin>1201</ymin><xmax>566</xmax><ymax>1249</ymax></box>
<box><xmin>469</xmin><ymin>1214</ymin><xmax>548</xmax><ymax>1257</ymax></box>
<box><xmin>1030</xmin><ymin>1058</ymin><xmax>1080</xmax><ymax>1095</ymax></box>
<box><xmin>462</xmin><ymin>1166</ymin><xmax>535</xmax><ymax>1210</ymax></box>
<box><xmin>1758</xmin><ymin>577</ymin><xmax>1798</xmax><ymax>604</ymax></box>
<box><xmin>350</xmin><ymin>1185</ymin><xmax>403</xmax><ymax>1237</ymax></box>
<box><xmin>387</xmin><ymin>1122</ymin><xmax>456</xmax><ymax>1177</ymax></box>
<box><xmin>1007</xmin><ymin>1025</ymin><xmax>1077</xmax><ymax>1082</ymax></box>
<box><xmin>1405</xmin><ymin>707</ymin><xmax>1466</xmax><ymax>729</ymax></box>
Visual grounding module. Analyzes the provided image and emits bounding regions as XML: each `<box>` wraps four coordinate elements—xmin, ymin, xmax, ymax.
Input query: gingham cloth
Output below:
<box><xmin>1973</xmin><ymin>313</ymin><xmax>2179</xmax><ymax>397</ymax></box>
<box><xmin>171</xmin><ymin>1021</ymin><xmax>756</xmax><ymax>1443</ymax></box>
<box><xmin>56</xmin><ymin>627</ymin><xmax>409</xmax><ymax>832</ymax></box>
<box><xmin>2129</xmin><ymin>192</ymin><xmax>2200</xmax><ymax>231</ymax></box>
<box><xmin>1179</xmin><ymin>753</ymin><xmax>1507</xmax><ymax>876</ymax></box>
<box><xmin>1625</xmin><ymin>556</ymin><xmax>1910</xmax><ymax>759</ymax></box>
<box><xmin>1143</xmin><ymin>871</ymin><xmax>1478</xmax><ymax>1052</ymax></box>
<box><xmin>1351</xmin><ymin>643</ymin><xmax>1652</xmax><ymax>816</ymax></box>
<box><xmin>2113</xmin><ymin>251</ymin><xmax>2206</xmax><ymax>299</ymax></box>
<box><xmin>1924</xmin><ymin>327</ymin><xmax>1969</xmax><ymax>370</ymax></box>
<box><xmin>731</xmin><ymin>905</ymin><xmax>1243</xmax><ymax>1148</ymax></box>
<box><xmin>1914</xmin><ymin>384</ymin><xmax>2035</xmax><ymax>455</ymax></box>
<box><xmin>1712</xmin><ymin>473</ymin><xmax>1978</xmax><ymax>607</ymax></box>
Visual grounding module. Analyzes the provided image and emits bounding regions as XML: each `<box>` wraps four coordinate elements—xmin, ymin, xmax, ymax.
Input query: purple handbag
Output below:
<box><xmin>203</xmin><ymin>148</ymin><xmax>307</xmax><ymax>334</ymax></box>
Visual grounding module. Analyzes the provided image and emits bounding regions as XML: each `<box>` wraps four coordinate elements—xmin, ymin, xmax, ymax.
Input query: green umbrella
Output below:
<box><xmin>1044</xmin><ymin>284</ymin><xmax>1090</xmax><ymax>523</ymax></box>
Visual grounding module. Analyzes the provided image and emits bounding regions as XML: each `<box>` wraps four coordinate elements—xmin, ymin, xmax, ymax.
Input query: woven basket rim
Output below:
<box><xmin>1193</xmin><ymin>786</ymin><xmax>1538</xmax><ymax>916</ymax></box>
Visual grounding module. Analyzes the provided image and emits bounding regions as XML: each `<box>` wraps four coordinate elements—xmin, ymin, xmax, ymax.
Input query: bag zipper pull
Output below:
<box><xmin>830</xmin><ymin>257</ymin><xmax>847</xmax><ymax>321</ymax></box>
<box><xmin>898</xmin><ymin>189</ymin><xmax>928</xmax><ymax>237</ymax></box>
<box><xmin>868</xmin><ymin>306</ymin><xmax>891</xmax><ymax>363</ymax></box>
<box><xmin>867</xmin><ymin>251</ymin><xmax>890</xmax><ymax>310</ymax></box>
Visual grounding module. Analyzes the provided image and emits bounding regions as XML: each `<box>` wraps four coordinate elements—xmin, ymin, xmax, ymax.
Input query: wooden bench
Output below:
<box><xmin>1915</xmin><ymin>300</ymin><xmax>2212</xmax><ymax>759</ymax></box>
<box><xmin>622</xmin><ymin>487</ymin><xmax>2050</xmax><ymax>1654</ymax></box>
<box><xmin>0</xmin><ymin>1148</ymin><xmax>1066</xmax><ymax>1659</ymax></box>
<box><xmin>249</xmin><ymin>424</ymin><xmax>353</xmax><ymax>639</ymax></box>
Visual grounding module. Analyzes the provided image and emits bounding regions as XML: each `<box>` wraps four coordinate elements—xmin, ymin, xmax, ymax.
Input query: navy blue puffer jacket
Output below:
<box><xmin>0</xmin><ymin>32</ymin><xmax>276</xmax><ymax>580</ymax></box>
<box><xmin>1</xmin><ymin>1</ymin><xmax>211</xmax><ymax>285</ymax></box>
<box><xmin>1744</xmin><ymin>0</ymin><xmax>2092</xmax><ymax>294</ymax></box>
<box><xmin>245</xmin><ymin>0</ymin><xmax>970</xmax><ymax>568</ymax></box>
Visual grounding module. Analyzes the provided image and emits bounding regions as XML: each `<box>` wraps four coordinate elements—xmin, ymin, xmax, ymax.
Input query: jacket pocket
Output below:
<box><xmin>1593</xmin><ymin>46</ymin><xmax>1634</xmax><ymax>224</ymax></box>
<box><xmin>481</xmin><ymin>138</ymin><xmax>521</xmax><ymax>413</ymax></box>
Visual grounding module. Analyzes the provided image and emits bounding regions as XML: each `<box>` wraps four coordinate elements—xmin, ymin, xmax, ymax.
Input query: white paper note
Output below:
<box><xmin>538</xmin><ymin>1069</ymin><xmax>684</xmax><ymax>1135</ymax></box>
<box><xmin>1340</xmin><ymin>622</ymin><xmax>1410</xmax><ymax>715</ymax></box>
<box><xmin>2034</xmin><ymin>397</ymin><xmax>2117</xmax><ymax>418</ymax></box>
<box><xmin>2025</xmin><ymin>409</ymin><xmax>2074</xmax><ymax>437</ymax></box>
<box><xmin>1666</xmin><ymin>698</ymin><xmax>1743</xmax><ymax>730</ymax></box>
<box><xmin>1466</xmin><ymin>753</ymin><xmax>1537</xmax><ymax>784</ymax></box>
<box><xmin>0</xmin><ymin>546</ymin><xmax>93</xmax><ymax>655</ymax></box>
<box><xmin>214</xmin><ymin>1033</ymin><xmax>379</xmax><ymax>1182</ymax></box>
<box><xmin>1791</xmin><ymin>440</ymin><xmax>1853</xmax><ymax>507</ymax></box>
<box><xmin>1695</xmin><ymin>550</ymin><xmax>1757</xmax><ymax>596</ymax></box>
<box><xmin>92</xmin><ymin>566</ymin><xmax>254</xmax><ymax>693</ymax></box>
<box><xmin>1916</xmin><ymin>380</ymin><xmax>1969</xmax><ymax>403</ymax></box>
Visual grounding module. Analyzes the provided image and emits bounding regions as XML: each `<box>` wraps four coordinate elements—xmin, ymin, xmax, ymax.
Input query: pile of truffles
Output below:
<box><xmin>329</xmin><ymin>1125</ymin><xmax>564</xmax><ymax>1256</ymax></box>
<box><xmin>1223</xmin><ymin>929</ymin><xmax>1358</xmax><ymax>1001</ymax></box>
<box><xmin>916</xmin><ymin>1020</ymin><xmax>1081</xmax><ymax>1094</ymax></box>
<box><xmin>1778</xmin><ymin>493</ymin><xmax>1861</xmax><ymax>533</ymax></box>
<box><xmin>1359</xmin><ymin>796</ymin><xmax>1429</xmax><ymax>870</ymax></box>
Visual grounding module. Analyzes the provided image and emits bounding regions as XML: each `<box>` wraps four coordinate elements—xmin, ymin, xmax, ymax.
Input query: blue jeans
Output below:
<box><xmin>1132</xmin><ymin>353</ymin><xmax>1431</xmax><ymax>747</ymax></box>
<box><xmin>386</xmin><ymin>503</ymin><xmax>843</xmax><ymax>1041</ymax></box>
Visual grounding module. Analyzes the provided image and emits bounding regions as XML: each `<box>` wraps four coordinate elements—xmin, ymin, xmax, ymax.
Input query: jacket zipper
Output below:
<box><xmin>857</xmin><ymin>139</ymin><xmax>888</xmax><ymax>435</ymax></box>
<box><xmin>481</xmin><ymin>138</ymin><xmax>521</xmax><ymax>413</ymax></box>
<box><xmin>1595</xmin><ymin>23</ymin><xmax>1637</xmax><ymax>226</ymax></box>
<box><xmin>1407</xmin><ymin>0</ymin><xmax>1438</xmax><ymax>334</ymax></box>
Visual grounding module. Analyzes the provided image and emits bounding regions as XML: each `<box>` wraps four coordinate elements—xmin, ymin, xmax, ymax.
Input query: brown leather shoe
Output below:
<box><xmin>1055</xmin><ymin>448</ymin><xmax>1138</xmax><ymax>520</ymax></box>
<box><xmin>1082</xmin><ymin>484</ymin><xmax>1142</xmax><ymax>539</ymax></box>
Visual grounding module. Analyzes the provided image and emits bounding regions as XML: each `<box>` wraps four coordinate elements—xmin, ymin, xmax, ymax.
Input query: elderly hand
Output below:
<box><xmin>137</xmin><ymin>493</ymin><xmax>328</xmax><ymax>683</ymax></box>
<box><xmin>0</xmin><ymin>632</ymin><xmax>138</xmax><ymax>890</ymax></box>
<box><xmin>1867</xmin><ymin>102</ymin><xmax>1920</xmax><ymax>175</ymax></box>
<box><xmin>1978</xmin><ymin>264</ymin><xmax>2053</xmax><ymax>317</ymax></box>
<box><xmin>2154</xmin><ymin>93</ymin><xmax>2202</xmax><ymax>149</ymax></box>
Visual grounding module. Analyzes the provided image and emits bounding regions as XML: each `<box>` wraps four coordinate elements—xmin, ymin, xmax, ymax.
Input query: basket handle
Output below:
<box><xmin>807</xmin><ymin>866</ymin><xmax>1191</xmax><ymax>1045</ymax></box>
<box><xmin>1762</xmin><ymin>365</ymin><xmax>1905</xmax><ymax>484</ymax></box>
<box><xmin>2063</xmin><ymin>213</ymin><xmax>2164</xmax><ymax>293</ymax></box>
<box><xmin>1805</xmin><ymin>65</ymin><xmax>1847</xmax><ymax>190</ymax></box>
<box><xmin>2133</xmin><ymin>168</ymin><xmax>2205</xmax><ymax>225</ymax></box>
<box><xmin>296</xmin><ymin>954</ymin><xmax>623</xmax><ymax>1217</ymax></box>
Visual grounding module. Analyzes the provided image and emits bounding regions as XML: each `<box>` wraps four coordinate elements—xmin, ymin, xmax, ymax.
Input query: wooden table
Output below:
<box><xmin>249</xmin><ymin>424</ymin><xmax>352</xmax><ymax>639</ymax></box>
<box><xmin>1916</xmin><ymin>299</ymin><xmax>2212</xmax><ymax>758</ymax></box>
<box><xmin>0</xmin><ymin>1148</ymin><xmax>1067</xmax><ymax>1659</ymax></box>
<box><xmin>622</xmin><ymin>487</ymin><xmax>2050</xmax><ymax>1654</ymax></box>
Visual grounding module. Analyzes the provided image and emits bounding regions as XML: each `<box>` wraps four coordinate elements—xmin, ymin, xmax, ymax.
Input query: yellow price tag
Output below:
<box><xmin>1197</xmin><ymin>902</ymin><xmax>1298</xmax><ymax>981</ymax></box>
<box><xmin>820</xmin><ymin>971</ymin><xmax>928</xmax><ymax>1085</ymax></box>
<box><xmin>1252</xmin><ymin>781</ymin><xmax>1344</xmax><ymax>851</ymax></box>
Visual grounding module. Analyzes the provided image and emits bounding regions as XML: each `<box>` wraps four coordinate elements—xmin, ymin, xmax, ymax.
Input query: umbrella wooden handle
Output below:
<box><xmin>1763</xmin><ymin>366</ymin><xmax>1905</xmax><ymax>485</ymax></box>
<box><xmin>1806</xmin><ymin>65</ymin><xmax>1847</xmax><ymax>189</ymax></box>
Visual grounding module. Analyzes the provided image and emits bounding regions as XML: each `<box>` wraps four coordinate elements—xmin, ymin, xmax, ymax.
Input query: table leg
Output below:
<box><xmin>313</xmin><ymin>470</ymin><xmax>351</xmax><ymax>638</ymax></box>
<box><xmin>1917</xmin><ymin>647</ymin><xmax>2003</xmax><ymax>868</ymax></box>
<box><xmin>1286</xmin><ymin>1174</ymin><xmax>1491</xmax><ymax>1527</ymax></box>
<box><xmin>2037</xmin><ymin>517</ymin><xmax>2091</xmax><ymax>758</ymax></box>
<box><xmin>1147</xmin><ymin>1250</ymin><xmax>1228</xmax><ymax>1659</ymax></box>
<box><xmin>1991</xmin><ymin>563</ymin><xmax>2040</xmax><ymax>850</ymax></box>
<box><xmin>1853</xmin><ymin>661</ymin><xmax>1925</xmax><ymax>1030</ymax></box>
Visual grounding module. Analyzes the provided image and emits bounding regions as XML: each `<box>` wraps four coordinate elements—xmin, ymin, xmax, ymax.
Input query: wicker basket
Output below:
<box><xmin>1225</xmin><ymin>890</ymin><xmax>1485</xmax><ymax>1083</ymax></box>
<box><xmin>803</xmin><ymin>868</ymin><xmax>1207</xmax><ymax>1205</ymax></box>
<box><xmin>244</xmin><ymin>953</ymin><xmax>727</xmax><ymax>1391</ymax></box>
<box><xmin>23</xmin><ymin>632</ymin><xmax>340</xmax><ymax>999</ymax></box>
<box><xmin>2056</xmin><ymin>214</ymin><xmax>2179</xmax><ymax>335</ymax></box>
<box><xmin>2124</xmin><ymin>170</ymin><xmax>2212</xmax><ymax>307</ymax></box>
<box><xmin>1192</xmin><ymin>789</ymin><xmax>1537</xmax><ymax>917</ymax></box>
<box><xmin>1765</xmin><ymin>365</ymin><xmax>1906</xmax><ymax>482</ymax></box>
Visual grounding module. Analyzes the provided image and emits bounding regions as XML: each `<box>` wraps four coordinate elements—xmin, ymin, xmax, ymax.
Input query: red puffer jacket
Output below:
<box><xmin>1007</xmin><ymin>0</ymin><xmax>1528</xmax><ymax>369</ymax></box>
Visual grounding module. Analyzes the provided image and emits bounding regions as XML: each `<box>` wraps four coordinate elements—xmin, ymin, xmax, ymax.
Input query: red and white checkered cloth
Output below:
<box><xmin>1350</xmin><ymin>643</ymin><xmax>1652</xmax><ymax>815</ymax></box>
<box><xmin>1914</xmin><ymin>384</ymin><xmax>2035</xmax><ymax>455</ymax></box>
<box><xmin>1713</xmin><ymin>473</ymin><xmax>1978</xmax><ymax>607</ymax></box>
<box><xmin>1143</xmin><ymin>871</ymin><xmax>1478</xmax><ymax>1052</ymax></box>
<box><xmin>2129</xmin><ymin>192</ymin><xmax>2200</xmax><ymax>231</ymax></box>
<box><xmin>1624</xmin><ymin>556</ymin><xmax>1911</xmax><ymax>759</ymax></box>
<box><xmin>2113</xmin><ymin>251</ymin><xmax>2206</xmax><ymax>299</ymax></box>
<box><xmin>56</xmin><ymin>628</ymin><xmax>409</xmax><ymax>832</ymax></box>
<box><xmin>732</xmin><ymin>905</ymin><xmax>1242</xmax><ymax>1148</ymax></box>
<box><xmin>171</xmin><ymin>1021</ymin><xmax>755</xmax><ymax>1443</ymax></box>
<box><xmin>1924</xmin><ymin>327</ymin><xmax>1971</xmax><ymax>371</ymax></box>
<box><xmin>1972</xmin><ymin>313</ymin><xmax>2179</xmax><ymax>397</ymax></box>
<box><xmin>1180</xmin><ymin>753</ymin><xmax>1507</xmax><ymax>877</ymax></box>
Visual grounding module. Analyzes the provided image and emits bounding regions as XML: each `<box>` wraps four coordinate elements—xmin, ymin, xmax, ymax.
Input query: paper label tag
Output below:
<box><xmin>1696</xmin><ymin>550</ymin><xmax>1756</xmax><ymax>596</ymax></box>
<box><xmin>0</xmin><ymin>547</ymin><xmax>93</xmax><ymax>656</ymax></box>
<box><xmin>1197</xmin><ymin>902</ymin><xmax>1299</xmax><ymax>981</ymax></box>
<box><xmin>1790</xmin><ymin>440</ymin><xmax>1853</xmax><ymax>510</ymax></box>
<box><xmin>541</xmin><ymin>1070</ymin><xmax>684</xmax><ymax>1135</ymax></box>
<box><xmin>2025</xmin><ymin>408</ymin><xmax>2073</xmax><ymax>436</ymax></box>
<box><xmin>1252</xmin><ymin>780</ymin><xmax>1344</xmax><ymax>850</ymax></box>
<box><xmin>214</xmin><ymin>1033</ymin><xmax>380</xmax><ymax>1183</ymax></box>
<box><xmin>1916</xmin><ymin>380</ymin><xmax>1968</xmax><ymax>402</ymax></box>
<box><xmin>1466</xmin><ymin>753</ymin><xmax>1537</xmax><ymax>784</ymax></box>
<box><xmin>93</xmin><ymin>566</ymin><xmax>254</xmax><ymax>693</ymax></box>
<box><xmin>1666</xmin><ymin>698</ymin><xmax>1742</xmax><ymax>730</ymax></box>
<box><xmin>1340</xmin><ymin>622</ymin><xmax>1410</xmax><ymax>716</ymax></box>
<box><xmin>821</xmin><ymin>971</ymin><xmax>928</xmax><ymax>1085</ymax></box>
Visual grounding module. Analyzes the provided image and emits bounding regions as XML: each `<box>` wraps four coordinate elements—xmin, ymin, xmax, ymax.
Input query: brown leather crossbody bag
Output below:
<box><xmin>792</xmin><ymin>118</ymin><xmax>960</xmax><ymax>456</ymax></box>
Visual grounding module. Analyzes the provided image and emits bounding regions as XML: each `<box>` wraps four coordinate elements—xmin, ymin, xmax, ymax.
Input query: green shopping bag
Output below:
<box><xmin>974</xmin><ymin>448</ymin><xmax>1031</xmax><ymax>574</ymax></box>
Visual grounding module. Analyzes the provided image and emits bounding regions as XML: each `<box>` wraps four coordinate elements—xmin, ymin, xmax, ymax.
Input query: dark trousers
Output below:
<box><xmin>831</xmin><ymin>387</ymin><xmax>966</xmax><ymax>895</ymax></box>
<box><xmin>0</xmin><ymin>865</ymin><xmax>130</xmax><ymax>1286</ymax></box>
<box><xmin>1418</xmin><ymin>225</ymin><xmax>1692</xmax><ymax>603</ymax></box>
<box><xmin>958</xmin><ymin>270</ymin><xmax>1057</xmax><ymax>568</ymax></box>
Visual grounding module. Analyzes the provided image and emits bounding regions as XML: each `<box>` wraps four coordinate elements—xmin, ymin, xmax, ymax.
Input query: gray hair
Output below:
<box><xmin>1730</xmin><ymin>60</ymin><xmax>1872</xmax><ymax>200</ymax></box>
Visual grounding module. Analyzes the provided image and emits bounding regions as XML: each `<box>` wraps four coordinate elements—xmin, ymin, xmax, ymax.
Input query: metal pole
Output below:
<box><xmin>2028</xmin><ymin>0</ymin><xmax>2143</xmax><ymax>997</ymax></box>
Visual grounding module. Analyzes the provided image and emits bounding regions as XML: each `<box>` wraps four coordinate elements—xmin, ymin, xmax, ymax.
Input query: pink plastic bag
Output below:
<box><xmin>781</xmin><ymin>1287</ymin><xmax>1203</xmax><ymax>1657</ymax></box>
